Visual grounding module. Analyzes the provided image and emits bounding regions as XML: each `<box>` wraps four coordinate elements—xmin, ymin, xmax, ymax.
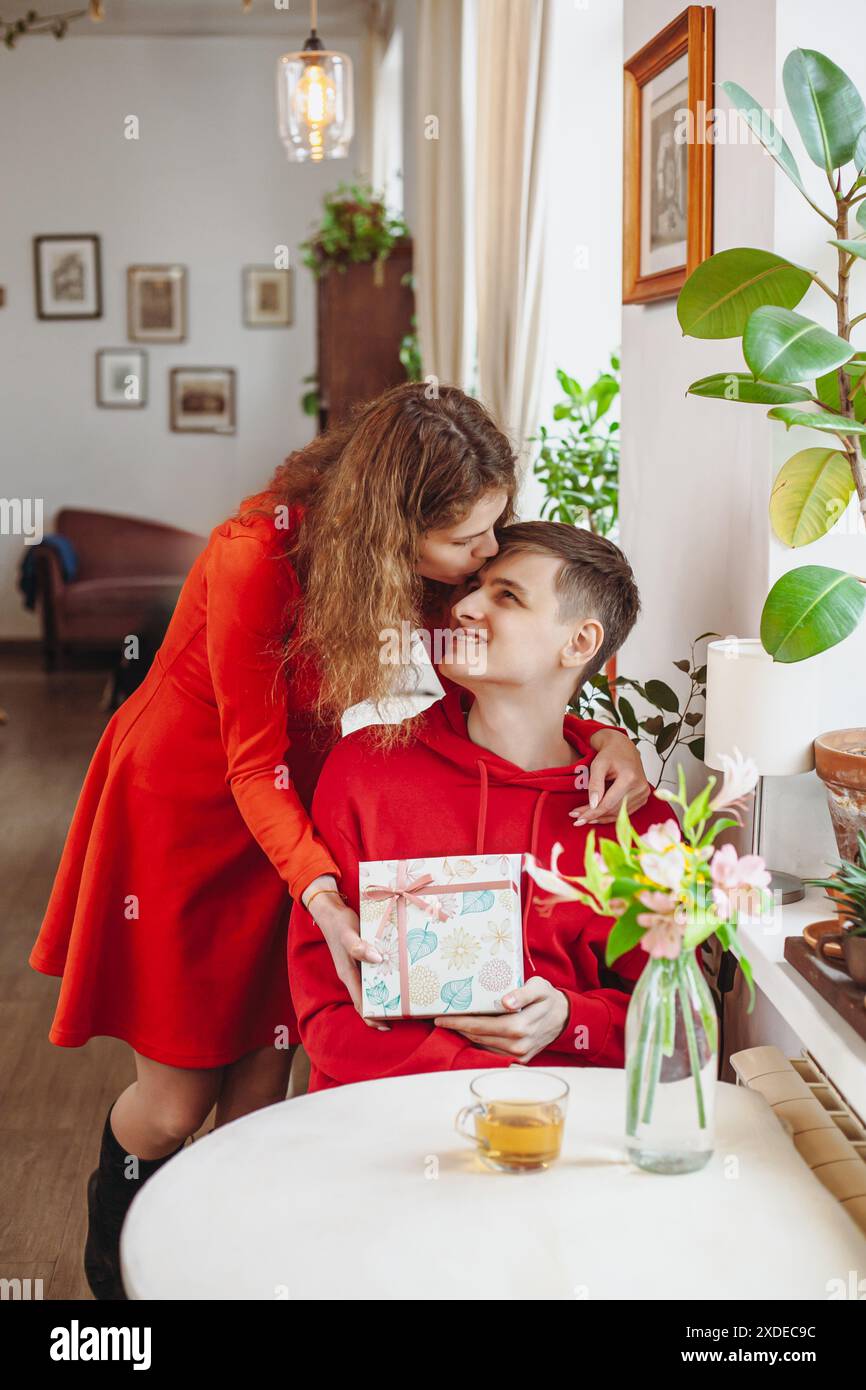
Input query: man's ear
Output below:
<box><xmin>560</xmin><ymin>618</ymin><xmax>604</xmax><ymax>672</ymax></box>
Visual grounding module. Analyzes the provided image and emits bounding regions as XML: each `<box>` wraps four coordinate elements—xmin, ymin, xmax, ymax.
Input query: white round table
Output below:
<box><xmin>121</xmin><ymin>1068</ymin><xmax>866</xmax><ymax>1300</ymax></box>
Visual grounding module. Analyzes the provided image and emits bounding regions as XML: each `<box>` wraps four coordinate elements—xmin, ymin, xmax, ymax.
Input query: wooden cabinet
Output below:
<box><xmin>316</xmin><ymin>239</ymin><xmax>414</xmax><ymax>430</ymax></box>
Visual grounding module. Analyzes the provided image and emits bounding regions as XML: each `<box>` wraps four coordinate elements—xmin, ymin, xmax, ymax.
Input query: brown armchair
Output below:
<box><xmin>35</xmin><ymin>508</ymin><xmax>205</xmax><ymax>670</ymax></box>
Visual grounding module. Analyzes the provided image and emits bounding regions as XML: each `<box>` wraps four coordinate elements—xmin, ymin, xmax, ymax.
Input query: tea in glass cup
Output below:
<box><xmin>455</xmin><ymin>1070</ymin><xmax>569</xmax><ymax>1173</ymax></box>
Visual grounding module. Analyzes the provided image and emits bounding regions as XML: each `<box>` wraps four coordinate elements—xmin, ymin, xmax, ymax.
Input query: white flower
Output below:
<box><xmin>524</xmin><ymin>842</ymin><xmax>584</xmax><ymax>901</ymax></box>
<box><xmin>641</xmin><ymin>819</ymin><xmax>682</xmax><ymax>853</ymax></box>
<box><xmin>709</xmin><ymin>747</ymin><xmax>760</xmax><ymax>821</ymax></box>
<box><xmin>638</xmin><ymin>845</ymin><xmax>687</xmax><ymax>893</ymax></box>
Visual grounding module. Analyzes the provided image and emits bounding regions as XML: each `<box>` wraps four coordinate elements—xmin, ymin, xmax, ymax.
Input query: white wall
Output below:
<box><xmin>0</xmin><ymin>33</ymin><xmax>368</xmax><ymax>638</ymax></box>
<box><xmin>520</xmin><ymin>0</ymin><xmax>624</xmax><ymax>519</ymax></box>
<box><xmin>620</xmin><ymin>0</ymin><xmax>866</xmax><ymax>879</ymax></box>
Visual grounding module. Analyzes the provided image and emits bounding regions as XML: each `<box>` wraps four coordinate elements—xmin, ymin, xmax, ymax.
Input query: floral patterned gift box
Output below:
<box><xmin>359</xmin><ymin>853</ymin><xmax>525</xmax><ymax>1019</ymax></box>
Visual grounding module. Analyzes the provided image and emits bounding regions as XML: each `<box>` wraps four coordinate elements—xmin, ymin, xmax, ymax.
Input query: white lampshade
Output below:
<box><xmin>704</xmin><ymin>638</ymin><xmax>818</xmax><ymax>777</ymax></box>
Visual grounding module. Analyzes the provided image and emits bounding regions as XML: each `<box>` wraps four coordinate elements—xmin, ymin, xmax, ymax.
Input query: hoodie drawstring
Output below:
<box><xmin>475</xmin><ymin>760</ymin><xmax>489</xmax><ymax>855</ymax></box>
<box><xmin>475</xmin><ymin>759</ymin><xmax>543</xmax><ymax>977</ymax></box>
<box><xmin>521</xmin><ymin>790</ymin><xmax>547</xmax><ymax>975</ymax></box>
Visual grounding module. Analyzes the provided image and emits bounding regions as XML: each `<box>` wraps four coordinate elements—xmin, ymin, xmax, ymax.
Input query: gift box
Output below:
<box><xmin>359</xmin><ymin>853</ymin><xmax>525</xmax><ymax>1019</ymax></box>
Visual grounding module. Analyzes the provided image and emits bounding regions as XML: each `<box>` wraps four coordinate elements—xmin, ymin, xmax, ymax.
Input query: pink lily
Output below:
<box><xmin>710</xmin><ymin>842</ymin><xmax>770</xmax><ymax>918</ymax></box>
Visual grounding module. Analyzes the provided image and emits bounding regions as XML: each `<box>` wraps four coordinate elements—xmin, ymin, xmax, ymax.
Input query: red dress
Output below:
<box><xmin>29</xmin><ymin>497</ymin><xmax>340</xmax><ymax>1067</ymax></box>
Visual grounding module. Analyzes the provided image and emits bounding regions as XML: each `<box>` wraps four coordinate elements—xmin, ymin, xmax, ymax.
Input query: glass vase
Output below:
<box><xmin>624</xmin><ymin>951</ymin><xmax>718</xmax><ymax>1174</ymax></box>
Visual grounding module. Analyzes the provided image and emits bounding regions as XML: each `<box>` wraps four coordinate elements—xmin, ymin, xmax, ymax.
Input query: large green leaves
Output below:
<box><xmin>816</xmin><ymin>357</ymin><xmax>866</xmax><ymax>423</ymax></box>
<box><xmin>687</xmin><ymin>374</ymin><xmax>811</xmax><ymax>405</ymax></box>
<box><xmin>767</xmin><ymin>405</ymin><xmax>866</xmax><ymax>436</ymax></box>
<box><xmin>677</xmin><ymin>248</ymin><xmax>812</xmax><ymax>339</ymax></box>
<box><xmin>744</xmin><ymin>306</ymin><xmax>854</xmax><ymax>383</ymax></box>
<box><xmin>782</xmin><ymin>49</ymin><xmax>866</xmax><ymax>173</ymax></box>
<box><xmin>769</xmin><ymin>447</ymin><xmax>854</xmax><ymax>545</ymax></box>
<box><xmin>721</xmin><ymin>80</ymin><xmax>807</xmax><ymax>195</ymax></box>
<box><xmin>858</xmin><ymin>201</ymin><xmax>866</xmax><ymax>233</ymax></box>
<box><xmin>761</xmin><ymin>565</ymin><xmax>866</xmax><ymax>661</ymax></box>
<box><xmin>829</xmin><ymin>238</ymin><xmax>866</xmax><ymax>261</ymax></box>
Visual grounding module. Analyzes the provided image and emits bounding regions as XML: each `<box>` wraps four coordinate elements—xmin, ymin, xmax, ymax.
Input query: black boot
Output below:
<box><xmin>84</xmin><ymin>1104</ymin><xmax>186</xmax><ymax>1301</ymax></box>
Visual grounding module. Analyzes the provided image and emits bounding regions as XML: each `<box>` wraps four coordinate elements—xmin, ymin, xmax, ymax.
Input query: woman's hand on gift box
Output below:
<box><xmin>304</xmin><ymin>881</ymin><xmax>392</xmax><ymax>1032</ymax></box>
<box><xmin>433</xmin><ymin>976</ymin><xmax>569</xmax><ymax>1061</ymax></box>
<box><xmin>576</xmin><ymin>727</ymin><xmax>650</xmax><ymax>825</ymax></box>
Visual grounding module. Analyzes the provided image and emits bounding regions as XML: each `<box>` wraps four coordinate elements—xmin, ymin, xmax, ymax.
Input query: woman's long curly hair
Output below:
<box><xmin>259</xmin><ymin>382</ymin><xmax>518</xmax><ymax>733</ymax></box>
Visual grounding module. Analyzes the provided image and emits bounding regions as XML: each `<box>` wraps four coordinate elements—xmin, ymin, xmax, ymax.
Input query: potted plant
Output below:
<box><xmin>300</xmin><ymin>181</ymin><xmax>409</xmax><ymax>278</ymax></box>
<box><xmin>676</xmin><ymin>48</ymin><xmax>866</xmax><ymax>853</ymax></box>
<box><xmin>572</xmin><ymin>632</ymin><xmax>716</xmax><ymax>786</ymax></box>
<box><xmin>807</xmin><ymin>829</ymin><xmax>866</xmax><ymax>985</ymax></box>
<box><xmin>532</xmin><ymin>356</ymin><xmax>620</xmax><ymax>535</ymax></box>
<box><xmin>526</xmin><ymin>752</ymin><xmax>767</xmax><ymax>1174</ymax></box>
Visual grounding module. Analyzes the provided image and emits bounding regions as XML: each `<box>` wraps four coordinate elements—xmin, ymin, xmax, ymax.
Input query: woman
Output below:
<box><xmin>30</xmin><ymin>383</ymin><xmax>649</xmax><ymax>1298</ymax></box>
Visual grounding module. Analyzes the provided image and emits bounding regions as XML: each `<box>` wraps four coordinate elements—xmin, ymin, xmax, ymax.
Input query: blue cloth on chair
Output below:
<box><xmin>18</xmin><ymin>534</ymin><xmax>79</xmax><ymax>611</ymax></box>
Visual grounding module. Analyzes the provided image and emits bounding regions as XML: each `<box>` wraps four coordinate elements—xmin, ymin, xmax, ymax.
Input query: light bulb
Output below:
<box><xmin>292</xmin><ymin>63</ymin><xmax>336</xmax><ymax>131</ymax></box>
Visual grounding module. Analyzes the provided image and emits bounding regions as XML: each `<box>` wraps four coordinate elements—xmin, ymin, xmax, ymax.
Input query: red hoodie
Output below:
<box><xmin>289</xmin><ymin>689</ymin><xmax>683</xmax><ymax>1091</ymax></box>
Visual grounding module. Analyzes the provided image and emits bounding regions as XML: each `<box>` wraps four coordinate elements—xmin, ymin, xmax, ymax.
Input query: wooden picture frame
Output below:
<box><xmin>623</xmin><ymin>6</ymin><xmax>714</xmax><ymax>305</ymax></box>
<box><xmin>243</xmin><ymin>266</ymin><xmax>294</xmax><ymax>327</ymax></box>
<box><xmin>127</xmin><ymin>264</ymin><xmax>187</xmax><ymax>342</ymax></box>
<box><xmin>169</xmin><ymin>367</ymin><xmax>236</xmax><ymax>434</ymax></box>
<box><xmin>96</xmin><ymin>349</ymin><xmax>148</xmax><ymax>409</ymax></box>
<box><xmin>33</xmin><ymin>234</ymin><xmax>102</xmax><ymax>319</ymax></box>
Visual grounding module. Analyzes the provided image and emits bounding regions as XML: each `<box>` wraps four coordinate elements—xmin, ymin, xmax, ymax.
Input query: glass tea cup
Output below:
<box><xmin>455</xmin><ymin>1070</ymin><xmax>569</xmax><ymax>1173</ymax></box>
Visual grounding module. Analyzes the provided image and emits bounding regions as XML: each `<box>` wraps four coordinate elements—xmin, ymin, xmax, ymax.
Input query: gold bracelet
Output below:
<box><xmin>304</xmin><ymin>886</ymin><xmax>346</xmax><ymax>912</ymax></box>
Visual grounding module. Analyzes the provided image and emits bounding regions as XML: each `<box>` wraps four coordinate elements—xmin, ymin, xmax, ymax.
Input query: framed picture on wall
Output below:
<box><xmin>243</xmin><ymin>267</ymin><xmax>294</xmax><ymax>327</ymax></box>
<box><xmin>622</xmin><ymin>6</ymin><xmax>714</xmax><ymax>304</ymax></box>
<box><xmin>96</xmin><ymin>349</ymin><xmax>148</xmax><ymax>409</ymax></box>
<box><xmin>34</xmin><ymin>235</ymin><xmax>102</xmax><ymax>319</ymax></box>
<box><xmin>170</xmin><ymin>367</ymin><xmax>236</xmax><ymax>434</ymax></box>
<box><xmin>128</xmin><ymin>264</ymin><xmax>187</xmax><ymax>342</ymax></box>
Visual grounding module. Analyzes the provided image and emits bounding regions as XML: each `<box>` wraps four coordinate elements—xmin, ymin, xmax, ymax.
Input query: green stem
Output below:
<box><xmin>808</xmin><ymin>271</ymin><xmax>838</xmax><ymax>302</ymax></box>
<box><xmin>640</xmin><ymin>1003</ymin><xmax>664</xmax><ymax>1126</ymax></box>
<box><xmin>677</xmin><ymin>957</ymin><xmax>707</xmax><ymax>1129</ymax></box>
<box><xmin>627</xmin><ymin>972</ymin><xmax>656</xmax><ymax>1138</ymax></box>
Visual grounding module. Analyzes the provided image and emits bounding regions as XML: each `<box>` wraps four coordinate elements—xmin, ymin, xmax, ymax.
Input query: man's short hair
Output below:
<box><xmin>494</xmin><ymin>521</ymin><xmax>641</xmax><ymax>692</ymax></box>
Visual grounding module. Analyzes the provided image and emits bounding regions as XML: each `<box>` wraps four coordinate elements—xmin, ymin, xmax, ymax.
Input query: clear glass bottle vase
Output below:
<box><xmin>625</xmin><ymin>951</ymin><xmax>718</xmax><ymax>1174</ymax></box>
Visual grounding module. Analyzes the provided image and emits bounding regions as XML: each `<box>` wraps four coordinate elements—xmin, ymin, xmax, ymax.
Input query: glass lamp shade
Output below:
<box><xmin>276</xmin><ymin>48</ymin><xmax>354</xmax><ymax>163</ymax></box>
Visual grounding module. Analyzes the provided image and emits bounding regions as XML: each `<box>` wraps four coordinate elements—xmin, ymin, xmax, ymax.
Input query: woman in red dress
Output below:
<box><xmin>30</xmin><ymin>383</ymin><xmax>649</xmax><ymax>1298</ymax></box>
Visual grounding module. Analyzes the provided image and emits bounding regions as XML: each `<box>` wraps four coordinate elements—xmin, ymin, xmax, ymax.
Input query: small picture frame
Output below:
<box><xmin>243</xmin><ymin>266</ymin><xmax>293</xmax><ymax>327</ymax></box>
<box><xmin>623</xmin><ymin>6</ymin><xmax>714</xmax><ymax>304</ymax></box>
<box><xmin>34</xmin><ymin>235</ymin><xmax>102</xmax><ymax>319</ymax></box>
<box><xmin>128</xmin><ymin>264</ymin><xmax>187</xmax><ymax>342</ymax></box>
<box><xmin>170</xmin><ymin>367</ymin><xmax>236</xmax><ymax>434</ymax></box>
<box><xmin>96</xmin><ymin>349</ymin><xmax>148</xmax><ymax>409</ymax></box>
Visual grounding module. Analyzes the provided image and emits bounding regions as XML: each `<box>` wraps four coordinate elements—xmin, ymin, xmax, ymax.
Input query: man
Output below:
<box><xmin>289</xmin><ymin>522</ymin><xmax>679</xmax><ymax>1091</ymax></box>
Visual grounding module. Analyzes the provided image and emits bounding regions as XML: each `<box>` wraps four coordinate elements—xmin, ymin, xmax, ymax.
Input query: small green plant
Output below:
<box><xmin>531</xmin><ymin>354</ymin><xmax>620</xmax><ymax>535</ymax></box>
<box><xmin>301</xmin><ymin>182</ymin><xmax>409</xmax><ymax>279</ymax></box>
<box><xmin>399</xmin><ymin>272</ymin><xmax>422</xmax><ymax>382</ymax></box>
<box><xmin>806</xmin><ymin>830</ymin><xmax>866</xmax><ymax>936</ymax></box>
<box><xmin>300</xmin><ymin>372</ymin><xmax>319</xmax><ymax>418</ymax></box>
<box><xmin>571</xmin><ymin>633</ymin><xmax>717</xmax><ymax>788</ymax></box>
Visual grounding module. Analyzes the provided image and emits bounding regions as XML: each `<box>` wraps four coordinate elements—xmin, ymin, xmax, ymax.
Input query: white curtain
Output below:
<box><xmin>361</xmin><ymin>1</ymin><xmax>396</xmax><ymax>196</ymax></box>
<box><xmin>475</xmin><ymin>0</ymin><xmax>551</xmax><ymax>458</ymax></box>
<box><xmin>415</xmin><ymin>0</ymin><xmax>468</xmax><ymax>387</ymax></box>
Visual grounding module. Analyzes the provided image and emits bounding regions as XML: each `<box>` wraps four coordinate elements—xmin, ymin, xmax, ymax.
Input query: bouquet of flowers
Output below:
<box><xmin>525</xmin><ymin>750</ymin><xmax>772</xmax><ymax>1168</ymax></box>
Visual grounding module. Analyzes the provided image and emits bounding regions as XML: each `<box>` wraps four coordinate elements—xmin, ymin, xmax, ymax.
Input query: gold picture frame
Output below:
<box><xmin>623</xmin><ymin>6</ymin><xmax>714</xmax><ymax>304</ymax></box>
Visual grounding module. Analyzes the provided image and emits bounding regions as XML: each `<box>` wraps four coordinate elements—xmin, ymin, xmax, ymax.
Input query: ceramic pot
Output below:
<box><xmin>814</xmin><ymin>729</ymin><xmax>866</xmax><ymax>862</ymax></box>
<box><xmin>819</xmin><ymin>929</ymin><xmax>866</xmax><ymax>986</ymax></box>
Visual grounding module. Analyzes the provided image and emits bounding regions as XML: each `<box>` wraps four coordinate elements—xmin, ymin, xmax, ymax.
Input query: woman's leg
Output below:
<box><xmin>214</xmin><ymin>1044</ymin><xmax>295</xmax><ymax>1128</ymax></box>
<box><xmin>86</xmin><ymin>1051</ymin><xmax>225</xmax><ymax>1300</ymax></box>
<box><xmin>112</xmin><ymin>1052</ymin><xmax>225</xmax><ymax>1158</ymax></box>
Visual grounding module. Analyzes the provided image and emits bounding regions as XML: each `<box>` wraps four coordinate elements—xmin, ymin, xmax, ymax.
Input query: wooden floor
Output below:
<box><xmin>0</xmin><ymin>650</ymin><xmax>311</xmax><ymax>1300</ymax></box>
<box><xmin>0</xmin><ymin>651</ymin><xmax>128</xmax><ymax>1298</ymax></box>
